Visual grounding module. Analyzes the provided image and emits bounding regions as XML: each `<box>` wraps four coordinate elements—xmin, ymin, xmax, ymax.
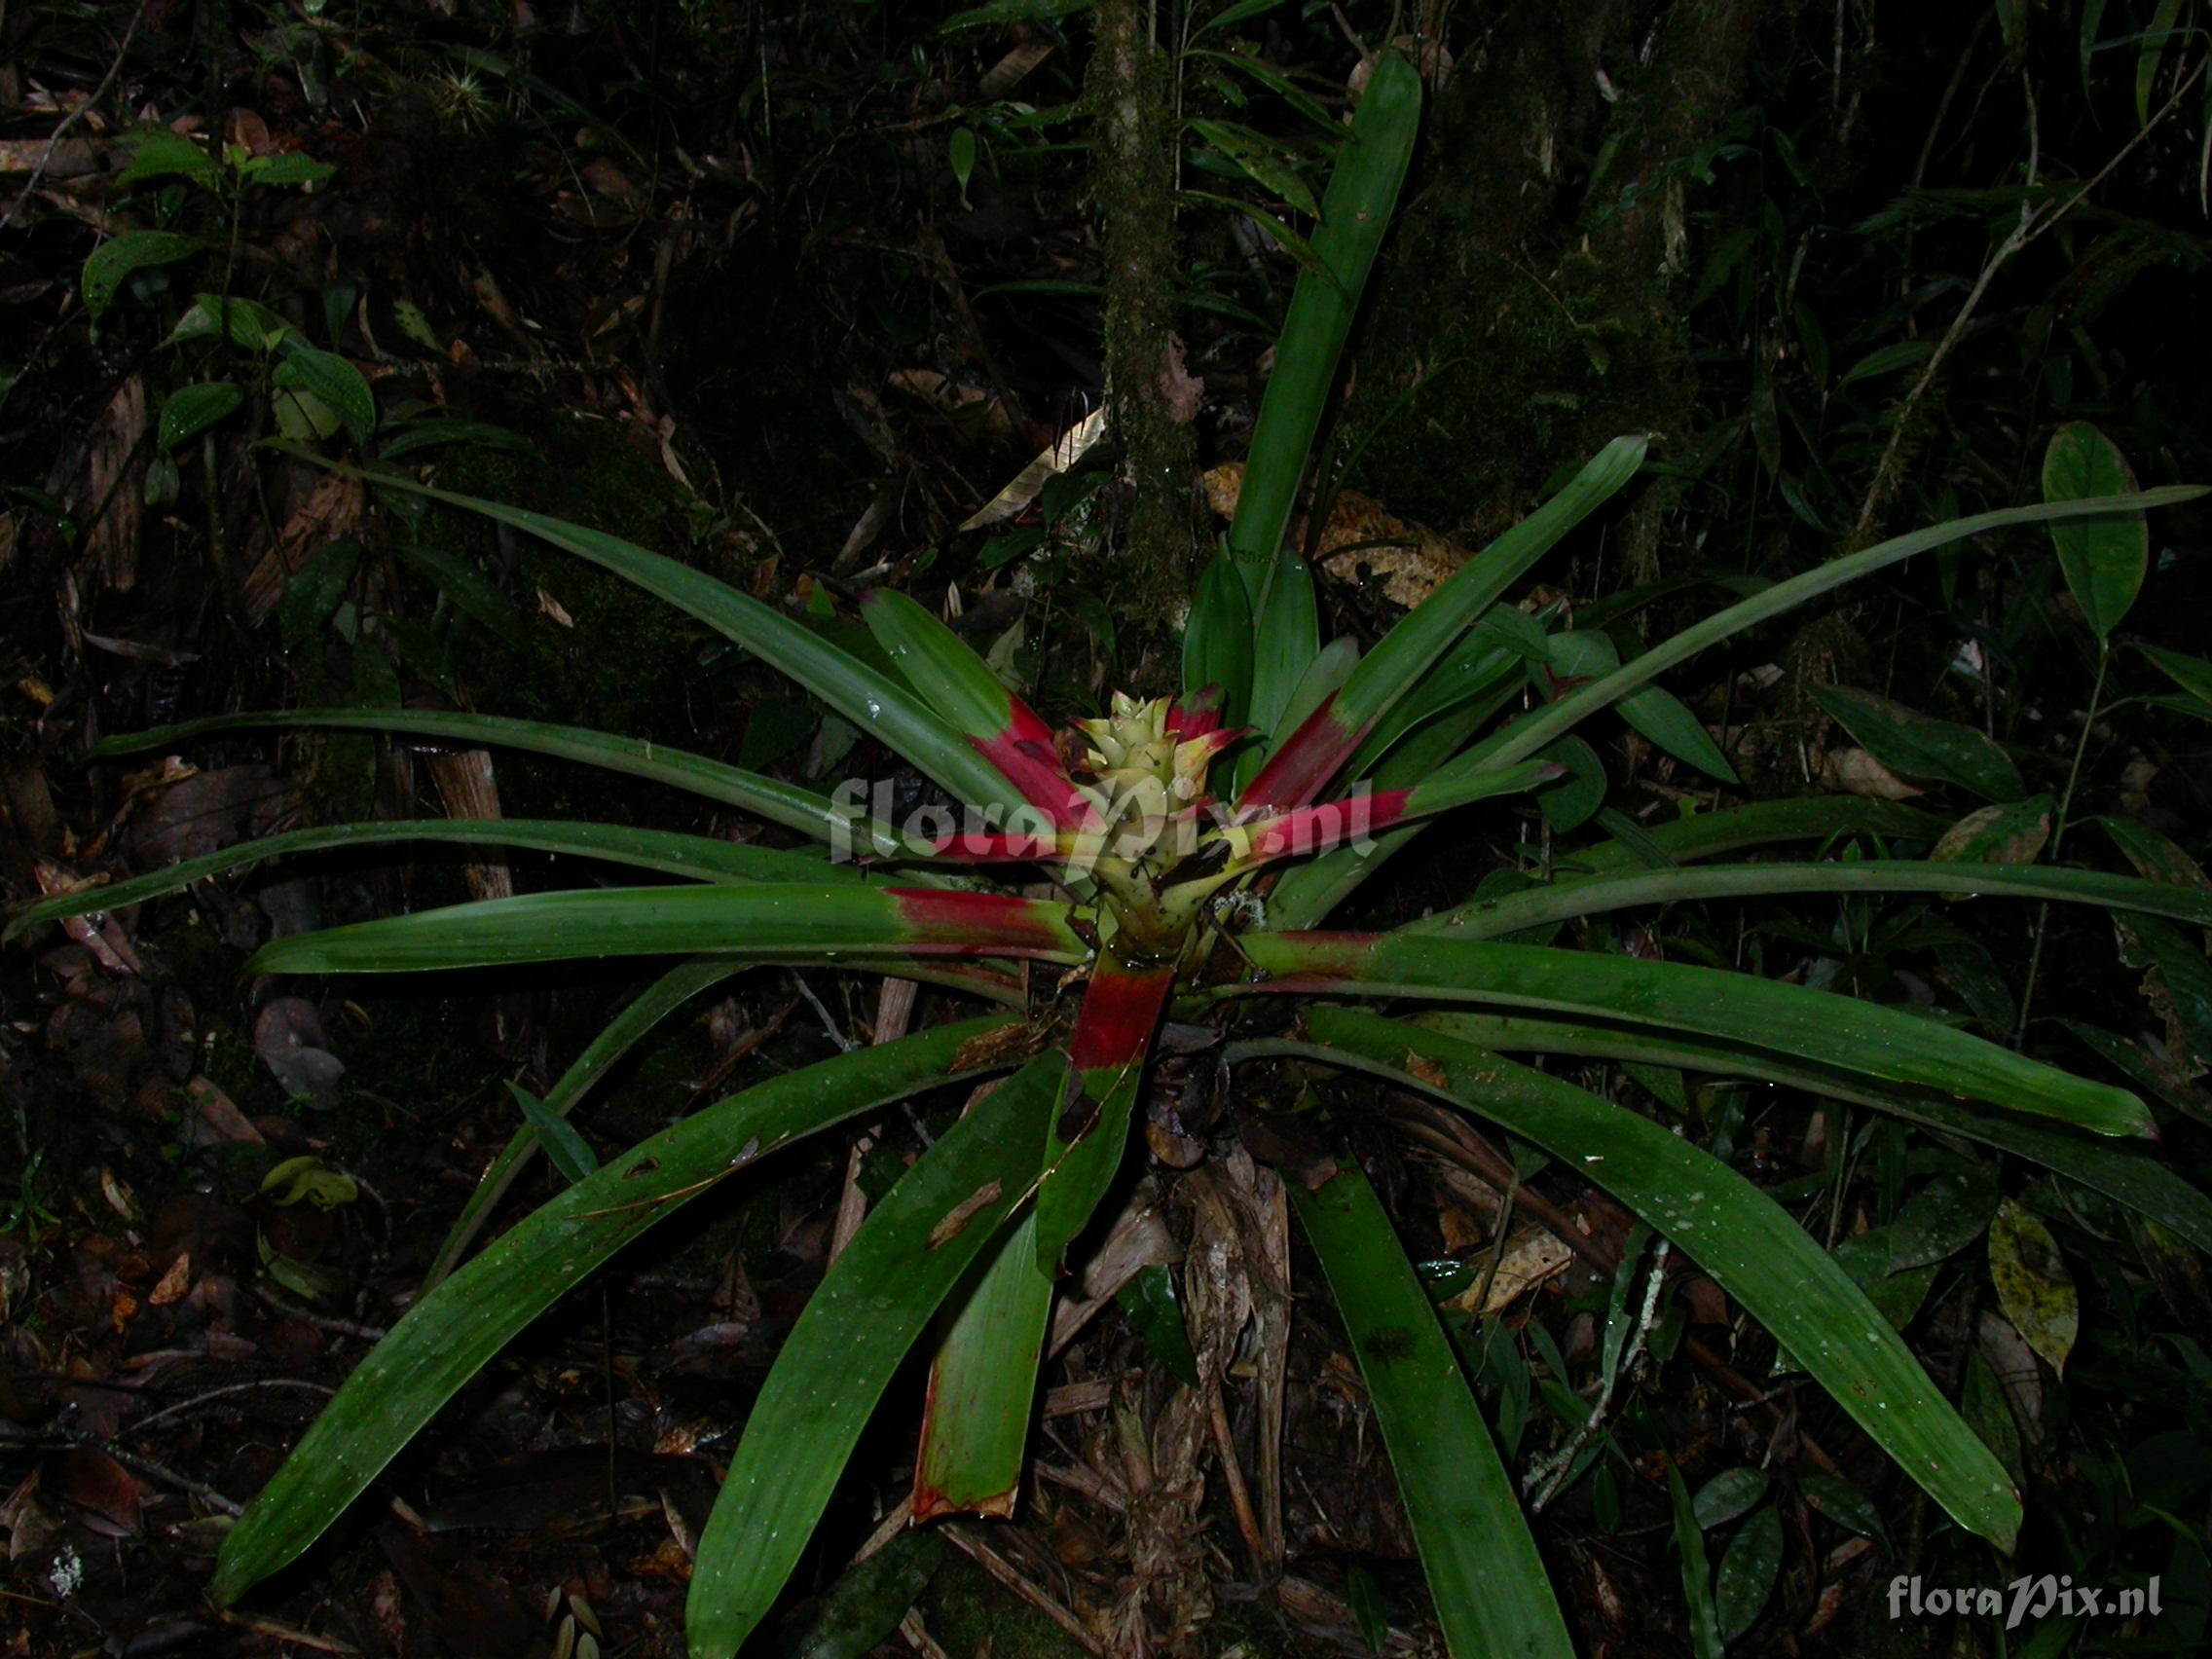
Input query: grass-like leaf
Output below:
<box><xmin>1409</xmin><ymin>1012</ymin><xmax>2212</xmax><ymax>1255</ymax></box>
<box><xmin>1411</xmin><ymin>858</ymin><xmax>2212</xmax><ymax>940</ymax></box>
<box><xmin>86</xmin><ymin>706</ymin><xmax>914</xmax><ymax>859</ymax></box>
<box><xmin>5</xmin><ymin>818</ymin><xmax>841</xmax><ymax>942</ymax></box>
<box><xmin>1276</xmin><ymin>1009</ymin><xmax>2024</xmax><ymax>1552</ymax></box>
<box><xmin>1289</xmin><ymin>1157</ymin><xmax>1575</xmax><ymax>1659</ymax></box>
<box><xmin>245</xmin><ymin>883</ymin><xmax>1087</xmax><ymax>976</ymax></box>
<box><xmin>317</xmin><ymin>460</ymin><xmax>1031</xmax><ymax>817</ymax></box>
<box><xmin>211</xmin><ymin>1014</ymin><xmax>1024</xmax><ymax>1605</ymax></box>
<box><xmin>687</xmin><ymin>1049</ymin><xmax>1066</xmax><ymax>1654</ymax></box>
<box><xmin>1230</xmin><ymin>931</ymin><xmax>2153</xmax><ymax>1136</ymax></box>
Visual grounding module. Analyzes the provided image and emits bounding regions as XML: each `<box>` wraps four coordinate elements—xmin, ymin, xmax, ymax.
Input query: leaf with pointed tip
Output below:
<box><xmin>1396</xmin><ymin>1013</ymin><xmax>2212</xmax><ymax>1256</ymax></box>
<box><xmin>84</xmin><ymin>706</ymin><xmax>918</xmax><ymax>860</ymax></box>
<box><xmin>1289</xmin><ymin>1157</ymin><xmax>1576</xmax><ymax>1659</ymax></box>
<box><xmin>1234</xmin><ymin>53</ymin><xmax>1422</xmax><ymax>771</ymax></box>
<box><xmin>425</xmin><ymin>959</ymin><xmax>742</xmax><ymax>1287</ymax></box>
<box><xmin>2042</xmin><ymin>423</ymin><xmax>2148</xmax><ymax>641</ymax></box>
<box><xmin>687</xmin><ymin>1049</ymin><xmax>1065</xmax><ymax>1655</ymax></box>
<box><xmin>245</xmin><ymin>884</ymin><xmax>1087</xmax><ymax>977</ymax></box>
<box><xmin>1275</xmin><ymin>1010</ymin><xmax>2024</xmax><ymax>1553</ymax></box>
<box><xmin>1238</xmin><ymin>437</ymin><xmax>1646</xmax><ymax>816</ymax></box>
<box><xmin>1184</xmin><ymin>550</ymin><xmax>1256</xmax><ymax>727</ymax></box>
<box><xmin>1470</xmin><ymin>488</ymin><xmax>2206</xmax><ymax>778</ymax></box>
<box><xmin>1410</xmin><ymin>858</ymin><xmax>2212</xmax><ymax>940</ymax></box>
<box><xmin>210</xmin><ymin>1015</ymin><xmax>1024</xmax><ymax>1606</ymax></box>
<box><xmin>5</xmin><ymin>818</ymin><xmax>843</xmax><ymax>943</ymax></box>
<box><xmin>304</xmin><ymin>458</ymin><xmax>1027</xmax><ymax>815</ymax></box>
<box><xmin>861</xmin><ymin>590</ymin><xmax>1091</xmax><ymax>829</ymax></box>
<box><xmin>1230</xmin><ymin>931</ymin><xmax>2154</xmax><ymax>1137</ymax></box>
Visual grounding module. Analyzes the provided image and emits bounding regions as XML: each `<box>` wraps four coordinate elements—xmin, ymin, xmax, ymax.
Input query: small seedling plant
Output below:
<box><xmin>20</xmin><ymin>56</ymin><xmax>2212</xmax><ymax>1658</ymax></box>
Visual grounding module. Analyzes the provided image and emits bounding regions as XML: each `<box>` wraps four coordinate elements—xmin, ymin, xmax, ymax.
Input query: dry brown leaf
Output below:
<box><xmin>86</xmin><ymin>375</ymin><xmax>148</xmax><ymax>590</ymax></box>
<box><xmin>241</xmin><ymin>467</ymin><xmax>362</xmax><ymax>624</ymax></box>
<box><xmin>1818</xmin><ymin>746</ymin><xmax>1925</xmax><ymax>800</ymax></box>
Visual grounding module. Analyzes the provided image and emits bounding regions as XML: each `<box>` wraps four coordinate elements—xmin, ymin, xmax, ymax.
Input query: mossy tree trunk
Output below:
<box><xmin>1341</xmin><ymin>0</ymin><xmax>1769</xmax><ymax>578</ymax></box>
<box><xmin>1088</xmin><ymin>0</ymin><xmax>1200</xmax><ymax>637</ymax></box>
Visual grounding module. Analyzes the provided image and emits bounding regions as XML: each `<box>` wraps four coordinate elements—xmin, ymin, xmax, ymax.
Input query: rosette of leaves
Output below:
<box><xmin>18</xmin><ymin>56</ymin><xmax>2212</xmax><ymax>1658</ymax></box>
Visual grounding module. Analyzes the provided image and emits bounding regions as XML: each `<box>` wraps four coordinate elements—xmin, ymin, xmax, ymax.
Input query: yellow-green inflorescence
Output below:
<box><xmin>1068</xmin><ymin>694</ymin><xmax>1246</xmax><ymax>961</ymax></box>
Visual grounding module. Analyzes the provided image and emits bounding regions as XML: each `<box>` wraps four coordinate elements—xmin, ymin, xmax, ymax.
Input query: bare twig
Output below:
<box><xmin>1853</xmin><ymin>58</ymin><xmax>2206</xmax><ymax>537</ymax></box>
<box><xmin>1</xmin><ymin>1</ymin><xmax>152</xmax><ymax>232</ymax></box>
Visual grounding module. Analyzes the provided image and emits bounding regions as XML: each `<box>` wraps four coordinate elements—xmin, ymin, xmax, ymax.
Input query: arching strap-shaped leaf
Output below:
<box><xmin>1288</xmin><ymin>1159</ymin><xmax>1577</xmax><ymax>1659</ymax></box>
<box><xmin>1276</xmin><ymin>1010</ymin><xmax>2024</xmax><ymax>1552</ymax></box>
<box><xmin>1406</xmin><ymin>1012</ymin><xmax>2212</xmax><ymax>1257</ymax></box>
<box><xmin>862</xmin><ymin>590</ymin><xmax>1095</xmax><ymax>830</ymax></box>
<box><xmin>1412</xmin><ymin>859</ymin><xmax>2212</xmax><ymax>940</ymax></box>
<box><xmin>210</xmin><ymin>1014</ymin><xmax>1026</xmax><ymax>1605</ymax></box>
<box><xmin>318</xmin><ymin>461</ymin><xmax>1030</xmax><ymax>817</ymax></box>
<box><xmin>424</xmin><ymin>958</ymin><xmax>743</xmax><ymax>1288</ymax></box>
<box><xmin>1229</xmin><ymin>932</ymin><xmax>2154</xmax><ymax>1137</ymax></box>
<box><xmin>1473</xmin><ymin>487</ymin><xmax>2207</xmax><ymax>772</ymax></box>
<box><xmin>4</xmin><ymin>819</ymin><xmax>843</xmax><ymax>942</ymax></box>
<box><xmin>245</xmin><ymin>883</ymin><xmax>1088</xmax><ymax>977</ymax></box>
<box><xmin>1565</xmin><ymin>796</ymin><xmax>1954</xmax><ymax>874</ymax></box>
<box><xmin>1239</xmin><ymin>436</ymin><xmax>1649</xmax><ymax>818</ymax></box>
<box><xmin>87</xmin><ymin>707</ymin><xmax>916</xmax><ymax>860</ymax></box>
<box><xmin>687</xmin><ymin>1048</ymin><xmax>1066</xmax><ymax>1656</ymax></box>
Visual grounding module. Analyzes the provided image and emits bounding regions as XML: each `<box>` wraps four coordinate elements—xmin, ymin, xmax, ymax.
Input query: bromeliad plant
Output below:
<box><xmin>19</xmin><ymin>54</ymin><xmax>2212</xmax><ymax>1658</ymax></box>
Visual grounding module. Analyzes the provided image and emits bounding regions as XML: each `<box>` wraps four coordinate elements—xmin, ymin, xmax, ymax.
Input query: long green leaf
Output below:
<box><xmin>5</xmin><ymin>819</ymin><xmax>843</xmax><ymax>942</ymax></box>
<box><xmin>318</xmin><ymin>460</ymin><xmax>1028</xmax><ymax>816</ymax></box>
<box><xmin>1234</xmin><ymin>52</ymin><xmax>1422</xmax><ymax>756</ymax></box>
<box><xmin>424</xmin><ymin>958</ymin><xmax>742</xmax><ymax>1288</ymax></box>
<box><xmin>1318</xmin><ymin>438</ymin><xmax>1646</xmax><ymax>778</ymax></box>
<box><xmin>246</xmin><ymin>883</ymin><xmax>1088</xmax><ymax>976</ymax></box>
<box><xmin>913</xmin><ymin>1212</ymin><xmax>1053</xmax><ymax>1519</ymax></box>
<box><xmin>211</xmin><ymin>1015</ymin><xmax>1024</xmax><ymax>1604</ymax></box>
<box><xmin>85</xmin><ymin>707</ymin><xmax>916</xmax><ymax>860</ymax></box>
<box><xmin>1289</xmin><ymin>1159</ymin><xmax>1576</xmax><ymax>1659</ymax></box>
<box><xmin>1229</xmin><ymin>931</ymin><xmax>2153</xmax><ymax>1136</ymax></box>
<box><xmin>688</xmin><ymin>1049</ymin><xmax>1066</xmax><ymax>1655</ymax></box>
<box><xmin>1279</xmin><ymin>1010</ymin><xmax>2024</xmax><ymax>1551</ymax></box>
<box><xmin>1412</xmin><ymin>859</ymin><xmax>2212</xmax><ymax>940</ymax></box>
<box><xmin>1401</xmin><ymin>1012</ymin><xmax>2212</xmax><ymax>1257</ymax></box>
<box><xmin>1472</xmin><ymin>489</ymin><xmax>2205</xmax><ymax>772</ymax></box>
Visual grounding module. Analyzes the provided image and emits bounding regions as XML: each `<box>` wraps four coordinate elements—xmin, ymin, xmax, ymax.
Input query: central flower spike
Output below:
<box><xmin>1073</xmin><ymin>693</ymin><xmax>1228</xmax><ymax>860</ymax></box>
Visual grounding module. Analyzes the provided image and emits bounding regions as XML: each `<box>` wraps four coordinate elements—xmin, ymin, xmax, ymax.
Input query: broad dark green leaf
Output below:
<box><xmin>1890</xmin><ymin>1169</ymin><xmax>2001</xmax><ymax>1272</ymax></box>
<box><xmin>687</xmin><ymin>1050</ymin><xmax>1065</xmax><ymax>1655</ymax></box>
<box><xmin>1693</xmin><ymin>1468</ymin><xmax>1769</xmax><ymax>1530</ymax></box>
<box><xmin>1715</xmin><ymin>1505</ymin><xmax>1783</xmax><ymax>1641</ymax></box>
<box><xmin>2042</xmin><ymin>422</ymin><xmax>2147</xmax><ymax>640</ymax></box>
<box><xmin>1809</xmin><ymin>685</ymin><xmax>2025</xmax><ymax>802</ymax></box>
<box><xmin>1289</xmin><ymin>1158</ymin><xmax>1576</xmax><ymax>1659</ymax></box>
<box><xmin>783</xmin><ymin>1530</ymin><xmax>943</xmax><ymax>1659</ymax></box>
<box><xmin>274</xmin><ymin>342</ymin><xmax>376</xmax><ymax>435</ymax></box>
<box><xmin>211</xmin><ymin>1016</ymin><xmax>1024</xmax><ymax>1604</ymax></box>
<box><xmin>1276</xmin><ymin>1011</ymin><xmax>2024</xmax><ymax>1551</ymax></box>
<box><xmin>1184</xmin><ymin>549</ymin><xmax>1256</xmax><ymax>724</ymax></box>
